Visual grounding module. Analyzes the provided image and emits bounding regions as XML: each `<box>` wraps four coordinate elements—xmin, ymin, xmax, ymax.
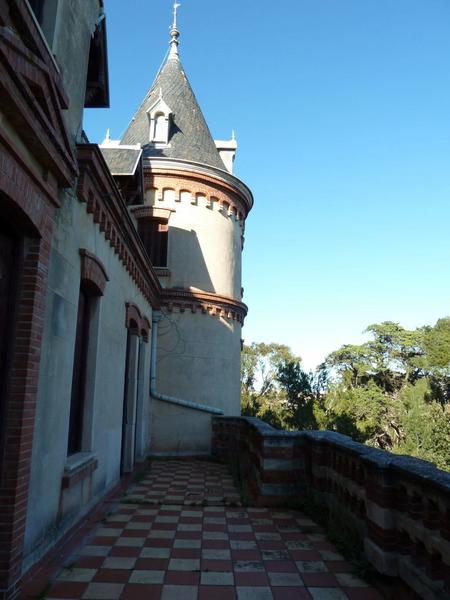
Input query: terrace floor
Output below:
<box><xmin>20</xmin><ymin>459</ymin><xmax>384</xmax><ymax>600</ymax></box>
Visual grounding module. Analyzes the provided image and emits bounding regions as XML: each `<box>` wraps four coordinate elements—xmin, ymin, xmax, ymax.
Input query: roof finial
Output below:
<box><xmin>169</xmin><ymin>2</ymin><xmax>181</xmax><ymax>60</ymax></box>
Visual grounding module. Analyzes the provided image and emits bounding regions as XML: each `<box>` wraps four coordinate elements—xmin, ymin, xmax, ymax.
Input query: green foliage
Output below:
<box><xmin>241</xmin><ymin>317</ymin><xmax>450</xmax><ymax>472</ymax></box>
<box><xmin>277</xmin><ymin>360</ymin><xmax>317</xmax><ymax>430</ymax></box>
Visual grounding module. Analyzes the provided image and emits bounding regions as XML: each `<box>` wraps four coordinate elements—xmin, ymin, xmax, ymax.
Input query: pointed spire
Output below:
<box><xmin>168</xmin><ymin>2</ymin><xmax>181</xmax><ymax>61</ymax></box>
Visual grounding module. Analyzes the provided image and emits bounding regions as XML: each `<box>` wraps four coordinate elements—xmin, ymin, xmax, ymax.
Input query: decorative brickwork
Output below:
<box><xmin>144</xmin><ymin>169</ymin><xmax>250</xmax><ymax>221</ymax></box>
<box><xmin>0</xmin><ymin>1</ymin><xmax>77</xmax><ymax>188</ymax></box>
<box><xmin>77</xmin><ymin>144</ymin><xmax>161</xmax><ymax>309</ymax></box>
<box><xmin>0</xmin><ymin>220</ymin><xmax>54</xmax><ymax>600</ymax></box>
<box><xmin>161</xmin><ymin>288</ymin><xmax>247</xmax><ymax>323</ymax></box>
<box><xmin>212</xmin><ymin>416</ymin><xmax>450</xmax><ymax>600</ymax></box>
<box><xmin>125</xmin><ymin>302</ymin><xmax>151</xmax><ymax>341</ymax></box>
<box><xmin>79</xmin><ymin>249</ymin><xmax>109</xmax><ymax>296</ymax></box>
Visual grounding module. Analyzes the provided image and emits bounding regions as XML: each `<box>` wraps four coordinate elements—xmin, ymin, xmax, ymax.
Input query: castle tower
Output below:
<box><xmin>119</xmin><ymin>8</ymin><xmax>253</xmax><ymax>454</ymax></box>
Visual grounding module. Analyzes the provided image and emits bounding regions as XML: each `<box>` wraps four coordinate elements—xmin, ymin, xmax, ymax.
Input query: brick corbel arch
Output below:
<box><xmin>125</xmin><ymin>303</ymin><xmax>142</xmax><ymax>335</ymax></box>
<box><xmin>125</xmin><ymin>303</ymin><xmax>151</xmax><ymax>340</ymax></box>
<box><xmin>79</xmin><ymin>249</ymin><xmax>109</xmax><ymax>296</ymax></box>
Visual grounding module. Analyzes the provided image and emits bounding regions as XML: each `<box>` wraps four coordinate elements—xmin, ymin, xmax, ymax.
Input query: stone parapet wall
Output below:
<box><xmin>212</xmin><ymin>416</ymin><xmax>450</xmax><ymax>600</ymax></box>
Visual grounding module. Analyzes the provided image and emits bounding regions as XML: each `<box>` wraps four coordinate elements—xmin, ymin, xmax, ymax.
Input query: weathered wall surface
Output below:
<box><xmin>22</xmin><ymin>189</ymin><xmax>153</xmax><ymax>569</ymax></box>
<box><xmin>151</xmin><ymin>310</ymin><xmax>242</xmax><ymax>454</ymax></box>
<box><xmin>157</xmin><ymin>192</ymin><xmax>243</xmax><ymax>300</ymax></box>
<box><xmin>15</xmin><ymin>0</ymin><xmax>155</xmax><ymax>571</ymax></box>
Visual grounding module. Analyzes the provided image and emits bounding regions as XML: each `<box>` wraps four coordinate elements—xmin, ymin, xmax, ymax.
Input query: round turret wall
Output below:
<box><xmin>144</xmin><ymin>170</ymin><xmax>246</xmax><ymax>300</ymax></box>
<box><xmin>152</xmin><ymin>310</ymin><xmax>242</xmax><ymax>454</ymax></box>
<box><xmin>138</xmin><ymin>164</ymin><xmax>250</xmax><ymax>455</ymax></box>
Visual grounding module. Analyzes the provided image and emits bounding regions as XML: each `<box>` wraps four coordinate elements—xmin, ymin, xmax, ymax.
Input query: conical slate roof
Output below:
<box><xmin>121</xmin><ymin>57</ymin><xmax>226</xmax><ymax>171</ymax></box>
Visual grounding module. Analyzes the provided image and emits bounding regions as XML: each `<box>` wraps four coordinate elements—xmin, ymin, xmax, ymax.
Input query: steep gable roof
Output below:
<box><xmin>121</xmin><ymin>58</ymin><xmax>226</xmax><ymax>171</ymax></box>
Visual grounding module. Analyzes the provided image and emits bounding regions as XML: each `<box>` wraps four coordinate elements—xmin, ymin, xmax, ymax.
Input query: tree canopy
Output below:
<box><xmin>241</xmin><ymin>318</ymin><xmax>450</xmax><ymax>471</ymax></box>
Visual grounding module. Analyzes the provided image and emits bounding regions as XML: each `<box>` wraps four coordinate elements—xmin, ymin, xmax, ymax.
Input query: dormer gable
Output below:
<box><xmin>147</xmin><ymin>91</ymin><xmax>173</xmax><ymax>146</ymax></box>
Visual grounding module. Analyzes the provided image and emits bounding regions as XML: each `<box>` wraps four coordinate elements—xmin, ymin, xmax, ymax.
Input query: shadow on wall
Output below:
<box><xmin>169</xmin><ymin>226</ymin><xmax>216</xmax><ymax>293</ymax></box>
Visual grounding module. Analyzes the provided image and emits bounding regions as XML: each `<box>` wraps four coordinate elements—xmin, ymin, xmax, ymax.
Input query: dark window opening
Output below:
<box><xmin>0</xmin><ymin>226</ymin><xmax>20</xmax><ymax>476</ymax></box>
<box><xmin>120</xmin><ymin>329</ymin><xmax>131</xmax><ymax>475</ymax></box>
<box><xmin>138</xmin><ymin>218</ymin><xmax>168</xmax><ymax>267</ymax></box>
<box><xmin>67</xmin><ymin>288</ymin><xmax>91</xmax><ymax>455</ymax></box>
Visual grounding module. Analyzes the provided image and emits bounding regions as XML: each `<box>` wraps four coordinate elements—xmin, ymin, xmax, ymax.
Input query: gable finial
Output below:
<box><xmin>169</xmin><ymin>2</ymin><xmax>181</xmax><ymax>60</ymax></box>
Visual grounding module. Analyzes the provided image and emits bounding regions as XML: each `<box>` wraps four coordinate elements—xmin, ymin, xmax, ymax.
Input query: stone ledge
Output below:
<box><xmin>62</xmin><ymin>453</ymin><xmax>98</xmax><ymax>490</ymax></box>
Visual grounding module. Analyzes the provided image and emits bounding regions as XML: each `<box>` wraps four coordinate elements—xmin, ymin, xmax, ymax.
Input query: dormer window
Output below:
<box><xmin>147</xmin><ymin>93</ymin><xmax>173</xmax><ymax>146</ymax></box>
<box><xmin>153</xmin><ymin>112</ymin><xmax>168</xmax><ymax>142</ymax></box>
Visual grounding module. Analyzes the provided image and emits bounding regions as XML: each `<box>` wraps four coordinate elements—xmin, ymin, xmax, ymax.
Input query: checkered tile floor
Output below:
<box><xmin>26</xmin><ymin>460</ymin><xmax>384</xmax><ymax>600</ymax></box>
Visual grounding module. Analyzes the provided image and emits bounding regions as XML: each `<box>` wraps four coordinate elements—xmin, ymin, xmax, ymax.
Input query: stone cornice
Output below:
<box><xmin>145</xmin><ymin>157</ymin><xmax>253</xmax><ymax>217</ymax></box>
<box><xmin>161</xmin><ymin>288</ymin><xmax>247</xmax><ymax>324</ymax></box>
<box><xmin>76</xmin><ymin>144</ymin><xmax>162</xmax><ymax>309</ymax></box>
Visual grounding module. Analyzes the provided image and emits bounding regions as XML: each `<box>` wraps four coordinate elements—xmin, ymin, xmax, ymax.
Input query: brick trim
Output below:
<box><xmin>79</xmin><ymin>249</ymin><xmax>109</xmax><ymax>296</ymax></box>
<box><xmin>76</xmin><ymin>144</ymin><xmax>161</xmax><ymax>309</ymax></box>
<box><xmin>125</xmin><ymin>303</ymin><xmax>151</xmax><ymax>341</ymax></box>
<box><xmin>161</xmin><ymin>288</ymin><xmax>247</xmax><ymax>324</ymax></box>
<box><xmin>145</xmin><ymin>166</ymin><xmax>251</xmax><ymax>219</ymax></box>
<box><xmin>0</xmin><ymin>223</ymin><xmax>53</xmax><ymax>599</ymax></box>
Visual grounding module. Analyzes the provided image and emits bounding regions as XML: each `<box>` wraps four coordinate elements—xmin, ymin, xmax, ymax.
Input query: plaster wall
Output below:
<box><xmin>151</xmin><ymin>310</ymin><xmax>241</xmax><ymax>454</ymax></box>
<box><xmin>147</xmin><ymin>191</ymin><xmax>243</xmax><ymax>300</ymax></box>
<box><xmin>23</xmin><ymin>192</ymin><xmax>153</xmax><ymax>568</ymax></box>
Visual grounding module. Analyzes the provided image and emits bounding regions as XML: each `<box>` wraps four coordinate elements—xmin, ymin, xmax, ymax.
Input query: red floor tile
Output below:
<box><xmin>46</xmin><ymin>581</ymin><xmax>88</xmax><ymax>598</ymax></box>
<box><xmin>19</xmin><ymin>460</ymin><xmax>381</xmax><ymax>600</ymax></box>
<box><xmin>326</xmin><ymin>560</ymin><xmax>355</xmax><ymax>573</ymax></box>
<box><xmin>234</xmin><ymin>571</ymin><xmax>269</xmax><ymax>585</ymax></box>
<box><xmin>202</xmin><ymin>559</ymin><xmax>233</xmax><ymax>571</ymax></box>
<box><xmin>289</xmin><ymin>549</ymin><xmax>322</xmax><ymax>560</ymax></box>
<box><xmin>231</xmin><ymin>550</ymin><xmax>261</xmax><ymax>561</ymax></box>
<box><xmin>109</xmin><ymin>546</ymin><xmax>141</xmax><ymax>557</ymax></box>
<box><xmin>165</xmin><ymin>570</ymin><xmax>201</xmax><ymax>585</ymax></box>
<box><xmin>264</xmin><ymin>560</ymin><xmax>299</xmax><ymax>573</ymax></box>
<box><xmin>121</xmin><ymin>583</ymin><xmax>162</xmax><ymax>599</ymax></box>
<box><xmin>301</xmin><ymin>572</ymin><xmax>340</xmax><ymax>587</ymax></box>
<box><xmin>272</xmin><ymin>587</ymin><xmax>312</xmax><ymax>599</ymax></box>
<box><xmin>93</xmin><ymin>569</ymin><xmax>130</xmax><ymax>583</ymax></box>
<box><xmin>343</xmin><ymin>588</ymin><xmax>385</xmax><ymax>600</ymax></box>
<box><xmin>198</xmin><ymin>585</ymin><xmax>236</xmax><ymax>600</ymax></box>
<box><xmin>143</xmin><ymin>538</ymin><xmax>172</xmax><ymax>547</ymax></box>
<box><xmin>73</xmin><ymin>556</ymin><xmax>104</xmax><ymax>568</ymax></box>
<box><xmin>171</xmin><ymin>548</ymin><xmax>201</xmax><ymax>559</ymax></box>
<box><xmin>203</xmin><ymin>540</ymin><xmax>230</xmax><ymax>549</ymax></box>
<box><xmin>258</xmin><ymin>541</ymin><xmax>286</xmax><ymax>550</ymax></box>
<box><xmin>135</xmin><ymin>558</ymin><xmax>169</xmax><ymax>570</ymax></box>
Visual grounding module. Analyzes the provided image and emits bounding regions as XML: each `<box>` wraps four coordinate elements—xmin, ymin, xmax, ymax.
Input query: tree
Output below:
<box><xmin>241</xmin><ymin>316</ymin><xmax>450</xmax><ymax>471</ymax></box>
<box><xmin>240</xmin><ymin>342</ymin><xmax>298</xmax><ymax>424</ymax></box>
<box><xmin>277</xmin><ymin>360</ymin><xmax>317</xmax><ymax>430</ymax></box>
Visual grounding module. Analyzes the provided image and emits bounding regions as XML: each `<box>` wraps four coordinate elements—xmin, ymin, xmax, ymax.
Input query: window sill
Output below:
<box><xmin>155</xmin><ymin>267</ymin><xmax>170</xmax><ymax>278</ymax></box>
<box><xmin>62</xmin><ymin>452</ymin><xmax>98</xmax><ymax>490</ymax></box>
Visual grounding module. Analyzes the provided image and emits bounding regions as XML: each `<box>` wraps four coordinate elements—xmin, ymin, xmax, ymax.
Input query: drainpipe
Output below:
<box><xmin>150</xmin><ymin>312</ymin><xmax>224</xmax><ymax>415</ymax></box>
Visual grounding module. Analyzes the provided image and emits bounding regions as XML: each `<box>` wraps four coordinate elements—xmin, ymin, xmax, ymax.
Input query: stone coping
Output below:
<box><xmin>214</xmin><ymin>417</ymin><xmax>450</xmax><ymax>495</ymax></box>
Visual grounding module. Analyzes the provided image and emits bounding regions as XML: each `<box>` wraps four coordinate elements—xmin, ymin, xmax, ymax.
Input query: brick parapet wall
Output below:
<box><xmin>212</xmin><ymin>416</ymin><xmax>450</xmax><ymax>600</ymax></box>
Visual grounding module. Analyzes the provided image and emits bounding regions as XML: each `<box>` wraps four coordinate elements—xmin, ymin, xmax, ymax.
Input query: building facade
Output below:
<box><xmin>0</xmin><ymin>1</ymin><xmax>252</xmax><ymax>597</ymax></box>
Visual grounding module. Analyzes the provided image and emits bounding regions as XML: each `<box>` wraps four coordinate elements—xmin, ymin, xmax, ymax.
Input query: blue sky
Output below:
<box><xmin>84</xmin><ymin>0</ymin><xmax>450</xmax><ymax>369</ymax></box>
